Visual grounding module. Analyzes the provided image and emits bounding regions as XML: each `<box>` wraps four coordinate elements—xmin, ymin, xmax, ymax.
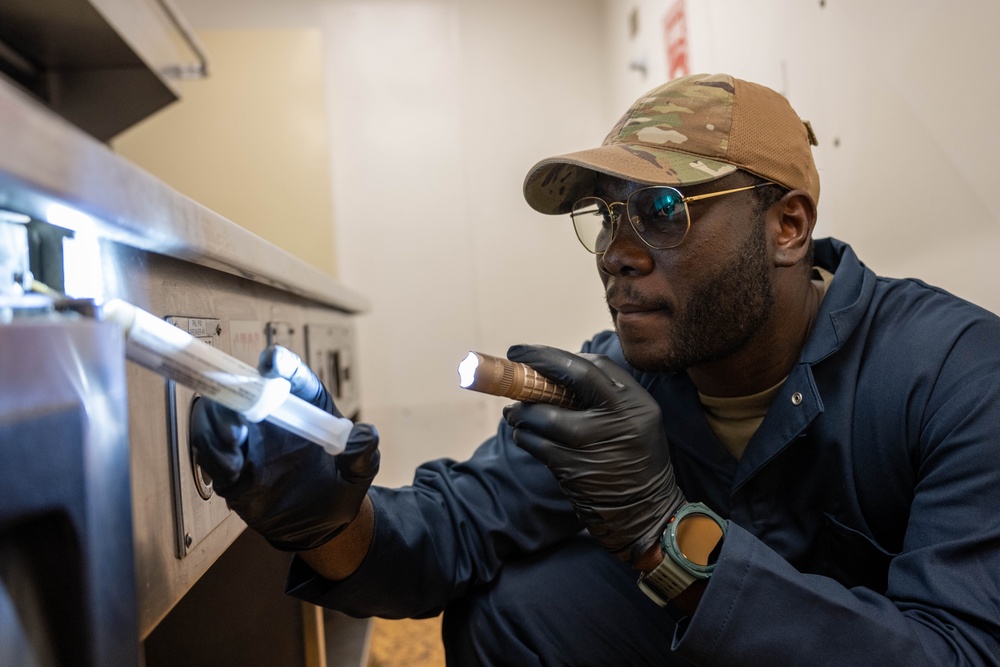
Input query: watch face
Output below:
<box><xmin>640</xmin><ymin>503</ymin><xmax>727</xmax><ymax>605</ymax></box>
<box><xmin>676</xmin><ymin>513</ymin><xmax>724</xmax><ymax>567</ymax></box>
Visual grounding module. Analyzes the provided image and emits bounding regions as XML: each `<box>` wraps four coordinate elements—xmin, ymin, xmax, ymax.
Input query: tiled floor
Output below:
<box><xmin>367</xmin><ymin>615</ymin><xmax>445</xmax><ymax>667</ymax></box>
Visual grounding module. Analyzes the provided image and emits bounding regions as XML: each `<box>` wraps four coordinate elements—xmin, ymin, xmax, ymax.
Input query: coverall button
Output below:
<box><xmin>791</xmin><ymin>392</ymin><xmax>803</xmax><ymax>405</ymax></box>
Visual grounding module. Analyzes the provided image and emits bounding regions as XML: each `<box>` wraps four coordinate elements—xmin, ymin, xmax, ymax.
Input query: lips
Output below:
<box><xmin>611</xmin><ymin>302</ymin><xmax>656</xmax><ymax>315</ymax></box>
<box><xmin>607</xmin><ymin>290</ymin><xmax>671</xmax><ymax>315</ymax></box>
<box><xmin>608</xmin><ymin>301</ymin><xmax>670</xmax><ymax>334</ymax></box>
<box><xmin>606</xmin><ymin>284</ymin><xmax>675</xmax><ymax>329</ymax></box>
<box><xmin>614</xmin><ymin>306</ymin><xmax>663</xmax><ymax>327</ymax></box>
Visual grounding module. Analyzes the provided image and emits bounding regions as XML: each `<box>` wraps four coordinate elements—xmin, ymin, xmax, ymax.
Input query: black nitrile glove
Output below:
<box><xmin>190</xmin><ymin>345</ymin><xmax>380</xmax><ymax>552</ymax></box>
<box><xmin>503</xmin><ymin>344</ymin><xmax>685</xmax><ymax>564</ymax></box>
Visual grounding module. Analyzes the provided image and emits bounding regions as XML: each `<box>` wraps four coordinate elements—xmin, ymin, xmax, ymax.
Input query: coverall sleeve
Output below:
<box><xmin>287</xmin><ymin>420</ymin><xmax>581</xmax><ymax>618</ymax></box>
<box><xmin>284</xmin><ymin>331</ymin><xmax>627</xmax><ymax>618</ymax></box>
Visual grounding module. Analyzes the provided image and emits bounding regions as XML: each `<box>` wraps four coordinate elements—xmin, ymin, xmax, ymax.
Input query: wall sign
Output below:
<box><xmin>663</xmin><ymin>0</ymin><xmax>689</xmax><ymax>80</ymax></box>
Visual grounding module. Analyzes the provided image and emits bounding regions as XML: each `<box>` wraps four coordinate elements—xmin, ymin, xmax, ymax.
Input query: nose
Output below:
<box><xmin>599</xmin><ymin>212</ymin><xmax>654</xmax><ymax>276</ymax></box>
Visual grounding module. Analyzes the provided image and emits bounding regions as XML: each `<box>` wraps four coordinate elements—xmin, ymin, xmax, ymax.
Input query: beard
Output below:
<box><xmin>614</xmin><ymin>220</ymin><xmax>775</xmax><ymax>373</ymax></box>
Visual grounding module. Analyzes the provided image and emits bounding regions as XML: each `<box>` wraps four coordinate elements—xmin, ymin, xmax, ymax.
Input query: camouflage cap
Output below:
<box><xmin>523</xmin><ymin>73</ymin><xmax>820</xmax><ymax>214</ymax></box>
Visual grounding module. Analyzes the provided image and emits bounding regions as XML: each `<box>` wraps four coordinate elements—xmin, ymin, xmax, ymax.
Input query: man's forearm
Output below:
<box><xmin>298</xmin><ymin>494</ymin><xmax>375</xmax><ymax>581</ymax></box>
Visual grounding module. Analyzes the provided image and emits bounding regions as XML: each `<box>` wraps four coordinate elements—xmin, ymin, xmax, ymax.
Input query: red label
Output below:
<box><xmin>663</xmin><ymin>0</ymin><xmax>689</xmax><ymax>80</ymax></box>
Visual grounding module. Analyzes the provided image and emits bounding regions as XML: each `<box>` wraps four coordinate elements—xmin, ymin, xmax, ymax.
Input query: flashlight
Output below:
<box><xmin>458</xmin><ymin>351</ymin><xmax>578</xmax><ymax>408</ymax></box>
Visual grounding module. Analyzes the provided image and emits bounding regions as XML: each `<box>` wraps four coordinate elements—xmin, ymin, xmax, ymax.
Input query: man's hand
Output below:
<box><xmin>190</xmin><ymin>345</ymin><xmax>380</xmax><ymax>552</ymax></box>
<box><xmin>502</xmin><ymin>344</ymin><xmax>684</xmax><ymax>564</ymax></box>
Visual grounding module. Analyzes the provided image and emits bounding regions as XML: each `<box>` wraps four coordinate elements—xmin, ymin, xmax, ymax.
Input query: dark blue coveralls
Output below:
<box><xmin>288</xmin><ymin>239</ymin><xmax>1000</xmax><ymax>666</ymax></box>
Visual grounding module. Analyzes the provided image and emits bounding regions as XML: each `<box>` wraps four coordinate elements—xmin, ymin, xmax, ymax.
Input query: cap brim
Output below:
<box><xmin>522</xmin><ymin>144</ymin><xmax>738</xmax><ymax>215</ymax></box>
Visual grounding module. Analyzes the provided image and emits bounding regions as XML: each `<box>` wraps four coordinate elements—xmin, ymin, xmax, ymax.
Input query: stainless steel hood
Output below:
<box><xmin>0</xmin><ymin>0</ymin><xmax>208</xmax><ymax>141</ymax></box>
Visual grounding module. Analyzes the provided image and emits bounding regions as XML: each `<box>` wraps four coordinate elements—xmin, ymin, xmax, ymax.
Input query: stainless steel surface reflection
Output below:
<box><xmin>0</xmin><ymin>318</ymin><xmax>138</xmax><ymax>666</ymax></box>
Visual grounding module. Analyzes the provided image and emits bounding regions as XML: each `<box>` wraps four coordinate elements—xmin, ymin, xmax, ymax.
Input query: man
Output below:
<box><xmin>191</xmin><ymin>74</ymin><xmax>1000</xmax><ymax>665</ymax></box>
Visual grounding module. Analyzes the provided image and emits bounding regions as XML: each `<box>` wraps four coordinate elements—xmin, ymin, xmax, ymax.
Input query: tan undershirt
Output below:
<box><xmin>697</xmin><ymin>266</ymin><xmax>833</xmax><ymax>460</ymax></box>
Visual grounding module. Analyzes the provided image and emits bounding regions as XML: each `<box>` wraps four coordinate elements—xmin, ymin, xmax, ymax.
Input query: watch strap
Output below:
<box><xmin>637</xmin><ymin>553</ymin><xmax>697</xmax><ymax>606</ymax></box>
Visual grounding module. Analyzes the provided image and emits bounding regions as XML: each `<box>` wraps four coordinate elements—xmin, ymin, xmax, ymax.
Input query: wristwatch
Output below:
<box><xmin>638</xmin><ymin>502</ymin><xmax>728</xmax><ymax>607</ymax></box>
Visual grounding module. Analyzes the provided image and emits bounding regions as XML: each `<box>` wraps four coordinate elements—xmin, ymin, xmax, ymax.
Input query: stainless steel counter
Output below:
<box><xmin>0</xmin><ymin>77</ymin><xmax>368</xmax><ymax>314</ymax></box>
<box><xmin>0</xmin><ymin>74</ymin><xmax>371</xmax><ymax>664</ymax></box>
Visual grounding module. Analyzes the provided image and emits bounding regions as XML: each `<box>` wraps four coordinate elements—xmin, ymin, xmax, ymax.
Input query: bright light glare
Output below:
<box><xmin>62</xmin><ymin>232</ymin><xmax>104</xmax><ymax>299</ymax></box>
<box><xmin>0</xmin><ymin>210</ymin><xmax>31</xmax><ymax>224</ymax></box>
<box><xmin>45</xmin><ymin>202</ymin><xmax>101</xmax><ymax>235</ymax></box>
<box><xmin>458</xmin><ymin>352</ymin><xmax>479</xmax><ymax>388</ymax></box>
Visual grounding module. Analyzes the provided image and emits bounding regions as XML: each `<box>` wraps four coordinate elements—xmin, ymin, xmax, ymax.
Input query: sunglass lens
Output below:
<box><xmin>630</xmin><ymin>187</ymin><xmax>688</xmax><ymax>248</ymax></box>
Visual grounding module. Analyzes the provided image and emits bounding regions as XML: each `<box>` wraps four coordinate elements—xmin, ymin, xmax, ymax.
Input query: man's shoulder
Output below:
<box><xmin>579</xmin><ymin>330</ymin><xmax>620</xmax><ymax>355</ymax></box>
<box><xmin>839</xmin><ymin>271</ymin><xmax>1000</xmax><ymax>399</ymax></box>
<box><xmin>808</xmin><ymin>239</ymin><xmax>1000</xmax><ymax>390</ymax></box>
<box><xmin>869</xmin><ymin>274</ymin><xmax>1000</xmax><ymax>347</ymax></box>
<box><xmin>818</xmin><ymin>237</ymin><xmax>999</xmax><ymax>333</ymax></box>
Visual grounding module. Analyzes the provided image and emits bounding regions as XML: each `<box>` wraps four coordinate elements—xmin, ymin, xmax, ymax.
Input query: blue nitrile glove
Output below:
<box><xmin>190</xmin><ymin>345</ymin><xmax>380</xmax><ymax>552</ymax></box>
<box><xmin>502</xmin><ymin>344</ymin><xmax>685</xmax><ymax>564</ymax></box>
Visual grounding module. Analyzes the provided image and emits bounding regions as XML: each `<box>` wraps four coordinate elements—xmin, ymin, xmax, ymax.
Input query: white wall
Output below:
<box><xmin>175</xmin><ymin>0</ymin><xmax>615</xmax><ymax>486</ymax></box>
<box><xmin>602</xmin><ymin>0</ymin><xmax>1000</xmax><ymax>314</ymax></box>
<box><xmin>113</xmin><ymin>29</ymin><xmax>339</xmax><ymax>277</ymax></box>
<box><xmin>317</xmin><ymin>1</ymin><xmax>613</xmax><ymax>485</ymax></box>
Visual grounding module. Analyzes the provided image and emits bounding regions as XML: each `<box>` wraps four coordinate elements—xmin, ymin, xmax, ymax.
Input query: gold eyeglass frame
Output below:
<box><xmin>570</xmin><ymin>182</ymin><xmax>776</xmax><ymax>254</ymax></box>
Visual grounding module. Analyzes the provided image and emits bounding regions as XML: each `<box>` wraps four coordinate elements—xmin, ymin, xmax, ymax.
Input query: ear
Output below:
<box><xmin>769</xmin><ymin>190</ymin><xmax>817</xmax><ymax>268</ymax></box>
